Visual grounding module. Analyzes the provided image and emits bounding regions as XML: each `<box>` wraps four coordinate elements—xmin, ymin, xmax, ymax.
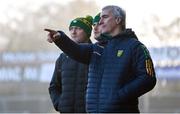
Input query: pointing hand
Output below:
<box><xmin>44</xmin><ymin>28</ymin><xmax>60</xmax><ymax>43</ymax></box>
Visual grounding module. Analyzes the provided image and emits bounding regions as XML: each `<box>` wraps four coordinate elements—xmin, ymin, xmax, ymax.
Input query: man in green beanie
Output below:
<box><xmin>69</xmin><ymin>15</ymin><xmax>93</xmax><ymax>39</ymax></box>
<box><xmin>93</xmin><ymin>13</ymin><xmax>101</xmax><ymax>40</ymax></box>
<box><xmin>48</xmin><ymin>15</ymin><xmax>93</xmax><ymax>113</ymax></box>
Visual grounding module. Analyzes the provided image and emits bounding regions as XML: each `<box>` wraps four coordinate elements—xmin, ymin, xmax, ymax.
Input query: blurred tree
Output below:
<box><xmin>0</xmin><ymin>0</ymin><xmax>99</xmax><ymax>52</ymax></box>
<box><xmin>152</xmin><ymin>16</ymin><xmax>180</xmax><ymax>42</ymax></box>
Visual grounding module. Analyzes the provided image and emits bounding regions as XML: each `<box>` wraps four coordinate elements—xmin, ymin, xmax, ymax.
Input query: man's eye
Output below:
<box><xmin>77</xmin><ymin>27</ymin><xmax>81</xmax><ymax>29</ymax></box>
<box><xmin>69</xmin><ymin>27</ymin><xmax>74</xmax><ymax>30</ymax></box>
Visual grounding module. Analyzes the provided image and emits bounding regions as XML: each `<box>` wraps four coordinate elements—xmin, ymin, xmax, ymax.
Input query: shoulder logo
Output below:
<box><xmin>117</xmin><ymin>50</ymin><xmax>123</xmax><ymax>57</ymax></box>
<box><xmin>145</xmin><ymin>59</ymin><xmax>155</xmax><ymax>77</ymax></box>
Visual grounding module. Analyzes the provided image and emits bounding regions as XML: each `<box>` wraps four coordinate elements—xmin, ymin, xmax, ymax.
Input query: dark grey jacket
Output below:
<box><xmin>48</xmin><ymin>53</ymin><xmax>88</xmax><ymax>113</ymax></box>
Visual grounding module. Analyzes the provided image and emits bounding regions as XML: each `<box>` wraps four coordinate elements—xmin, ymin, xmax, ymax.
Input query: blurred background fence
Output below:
<box><xmin>0</xmin><ymin>47</ymin><xmax>180</xmax><ymax>113</ymax></box>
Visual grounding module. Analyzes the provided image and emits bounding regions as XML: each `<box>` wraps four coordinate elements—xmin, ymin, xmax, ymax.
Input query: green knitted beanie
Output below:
<box><xmin>69</xmin><ymin>15</ymin><xmax>93</xmax><ymax>38</ymax></box>
<box><xmin>93</xmin><ymin>13</ymin><xmax>100</xmax><ymax>25</ymax></box>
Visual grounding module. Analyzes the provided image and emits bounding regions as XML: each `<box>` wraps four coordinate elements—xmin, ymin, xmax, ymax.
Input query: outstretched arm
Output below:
<box><xmin>44</xmin><ymin>28</ymin><xmax>93</xmax><ymax>64</ymax></box>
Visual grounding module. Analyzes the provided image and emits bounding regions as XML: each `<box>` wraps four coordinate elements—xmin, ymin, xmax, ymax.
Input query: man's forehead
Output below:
<box><xmin>101</xmin><ymin>9</ymin><xmax>112</xmax><ymax>16</ymax></box>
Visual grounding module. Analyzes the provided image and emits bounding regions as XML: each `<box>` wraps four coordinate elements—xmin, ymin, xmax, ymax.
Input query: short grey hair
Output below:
<box><xmin>102</xmin><ymin>5</ymin><xmax>126</xmax><ymax>30</ymax></box>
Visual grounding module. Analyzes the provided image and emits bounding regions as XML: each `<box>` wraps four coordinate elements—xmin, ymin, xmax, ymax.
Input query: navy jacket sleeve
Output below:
<box><xmin>54</xmin><ymin>31</ymin><xmax>93</xmax><ymax>64</ymax></box>
<box><xmin>48</xmin><ymin>54</ymin><xmax>62</xmax><ymax>111</ymax></box>
<box><xmin>118</xmin><ymin>43</ymin><xmax>156</xmax><ymax>100</ymax></box>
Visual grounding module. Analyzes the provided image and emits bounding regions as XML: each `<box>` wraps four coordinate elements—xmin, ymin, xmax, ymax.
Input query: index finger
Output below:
<box><xmin>44</xmin><ymin>28</ymin><xmax>55</xmax><ymax>33</ymax></box>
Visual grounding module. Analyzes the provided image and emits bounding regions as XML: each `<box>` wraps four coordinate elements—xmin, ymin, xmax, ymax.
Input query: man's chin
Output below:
<box><xmin>101</xmin><ymin>29</ymin><xmax>108</xmax><ymax>33</ymax></box>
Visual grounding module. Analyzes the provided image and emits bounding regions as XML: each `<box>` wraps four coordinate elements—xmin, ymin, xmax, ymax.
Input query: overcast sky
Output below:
<box><xmin>1</xmin><ymin>0</ymin><xmax>179</xmax><ymax>24</ymax></box>
<box><xmin>0</xmin><ymin>0</ymin><xmax>180</xmax><ymax>47</ymax></box>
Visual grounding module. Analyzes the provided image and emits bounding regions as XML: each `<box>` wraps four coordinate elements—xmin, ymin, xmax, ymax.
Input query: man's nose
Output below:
<box><xmin>71</xmin><ymin>28</ymin><xmax>76</xmax><ymax>33</ymax></box>
<box><xmin>93</xmin><ymin>25</ymin><xmax>97</xmax><ymax>30</ymax></box>
<box><xmin>99</xmin><ymin>18</ymin><xmax>103</xmax><ymax>25</ymax></box>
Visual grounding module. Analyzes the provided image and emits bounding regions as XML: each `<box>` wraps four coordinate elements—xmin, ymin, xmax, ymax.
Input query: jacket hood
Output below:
<box><xmin>114</xmin><ymin>28</ymin><xmax>138</xmax><ymax>39</ymax></box>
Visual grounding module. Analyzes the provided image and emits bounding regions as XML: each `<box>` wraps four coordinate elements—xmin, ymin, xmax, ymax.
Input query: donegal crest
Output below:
<box><xmin>117</xmin><ymin>50</ymin><xmax>123</xmax><ymax>57</ymax></box>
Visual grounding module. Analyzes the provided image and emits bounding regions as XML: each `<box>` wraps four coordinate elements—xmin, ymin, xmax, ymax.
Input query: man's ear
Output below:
<box><xmin>115</xmin><ymin>17</ymin><xmax>121</xmax><ymax>24</ymax></box>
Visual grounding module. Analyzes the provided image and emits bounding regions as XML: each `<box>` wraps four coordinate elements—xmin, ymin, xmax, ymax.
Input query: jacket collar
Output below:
<box><xmin>96</xmin><ymin>28</ymin><xmax>138</xmax><ymax>42</ymax></box>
